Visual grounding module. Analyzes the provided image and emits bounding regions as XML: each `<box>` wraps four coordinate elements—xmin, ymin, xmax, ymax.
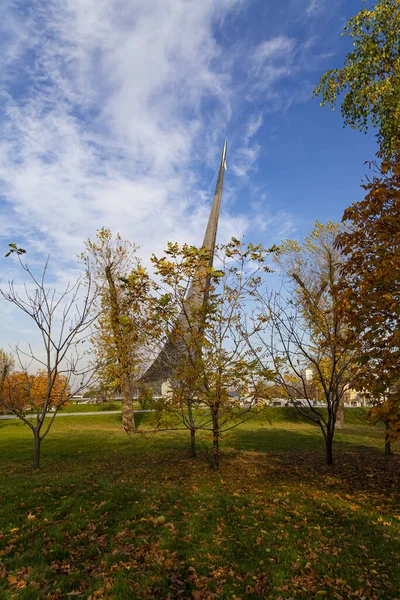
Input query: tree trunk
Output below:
<box><xmin>187</xmin><ymin>399</ymin><xmax>196</xmax><ymax>457</ymax></box>
<box><xmin>385</xmin><ymin>421</ymin><xmax>392</xmax><ymax>456</ymax></box>
<box><xmin>121</xmin><ymin>373</ymin><xmax>135</xmax><ymax>433</ymax></box>
<box><xmin>190</xmin><ymin>428</ymin><xmax>197</xmax><ymax>458</ymax></box>
<box><xmin>336</xmin><ymin>398</ymin><xmax>345</xmax><ymax>430</ymax></box>
<box><xmin>211</xmin><ymin>409</ymin><xmax>220</xmax><ymax>470</ymax></box>
<box><xmin>33</xmin><ymin>431</ymin><xmax>41</xmax><ymax>470</ymax></box>
<box><xmin>325</xmin><ymin>428</ymin><xmax>334</xmax><ymax>465</ymax></box>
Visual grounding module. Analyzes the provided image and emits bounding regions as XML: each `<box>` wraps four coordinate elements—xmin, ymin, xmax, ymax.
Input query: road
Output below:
<box><xmin>0</xmin><ymin>410</ymin><xmax>154</xmax><ymax>420</ymax></box>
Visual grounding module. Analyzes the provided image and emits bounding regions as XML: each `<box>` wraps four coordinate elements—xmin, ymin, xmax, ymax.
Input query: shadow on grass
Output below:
<box><xmin>1</xmin><ymin>445</ymin><xmax>398</xmax><ymax>600</ymax></box>
<box><xmin>0</xmin><ymin>408</ymin><xmax>399</xmax><ymax>600</ymax></box>
<box><xmin>229</xmin><ymin>423</ymin><xmax>385</xmax><ymax>455</ymax></box>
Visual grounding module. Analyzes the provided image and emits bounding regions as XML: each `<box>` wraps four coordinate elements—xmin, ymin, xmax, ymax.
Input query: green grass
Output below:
<box><xmin>59</xmin><ymin>401</ymin><xmax>142</xmax><ymax>413</ymax></box>
<box><xmin>58</xmin><ymin>402</ymin><xmax>102</xmax><ymax>413</ymax></box>
<box><xmin>0</xmin><ymin>409</ymin><xmax>399</xmax><ymax>599</ymax></box>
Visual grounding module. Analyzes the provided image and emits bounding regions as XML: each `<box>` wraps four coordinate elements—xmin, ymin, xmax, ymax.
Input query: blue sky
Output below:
<box><xmin>0</xmin><ymin>0</ymin><xmax>378</xmax><ymax>351</ymax></box>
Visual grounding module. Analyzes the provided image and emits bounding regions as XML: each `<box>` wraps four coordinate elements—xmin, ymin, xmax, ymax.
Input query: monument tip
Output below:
<box><xmin>222</xmin><ymin>139</ymin><xmax>227</xmax><ymax>171</ymax></box>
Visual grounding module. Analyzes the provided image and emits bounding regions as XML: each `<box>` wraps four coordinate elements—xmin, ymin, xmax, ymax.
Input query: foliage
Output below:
<box><xmin>367</xmin><ymin>390</ymin><xmax>400</xmax><ymax>439</ymax></box>
<box><xmin>150</xmin><ymin>238</ymin><xmax>276</xmax><ymax>466</ymax></box>
<box><xmin>0</xmin><ymin>371</ymin><xmax>70</xmax><ymax>413</ymax></box>
<box><xmin>337</xmin><ymin>157</ymin><xmax>400</xmax><ymax>396</ymax></box>
<box><xmin>4</xmin><ymin>243</ymin><xmax>26</xmax><ymax>257</ymax></box>
<box><xmin>337</xmin><ymin>156</ymin><xmax>400</xmax><ymax>452</ymax></box>
<box><xmin>313</xmin><ymin>0</ymin><xmax>400</xmax><ymax>159</ymax></box>
<box><xmin>278</xmin><ymin>221</ymin><xmax>346</xmax><ymax>339</ymax></box>
<box><xmin>0</xmin><ymin>348</ymin><xmax>14</xmax><ymax>382</ymax></box>
<box><xmin>82</xmin><ymin>228</ymin><xmax>157</xmax><ymax>432</ymax></box>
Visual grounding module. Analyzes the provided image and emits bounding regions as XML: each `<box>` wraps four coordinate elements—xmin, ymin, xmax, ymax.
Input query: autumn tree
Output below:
<box><xmin>0</xmin><ymin>254</ymin><xmax>96</xmax><ymax>468</ymax></box>
<box><xmin>1</xmin><ymin>371</ymin><xmax>70</xmax><ymax>414</ymax></box>
<box><xmin>150</xmin><ymin>239</ymin><xmax>275</xmax><ymax>468</ymax></box>
<box><xmin>337</xmin><ymin>156</ymin><xmax>400</xmax><ymax>453</ymax></box>
<box><xmin>81</xmin><ymin>228</ymin><xmax>155</xmax><ymax>433</ymax></box>
<box><xmin>254</xmin><ymin>222</ymin><xmax>360</xmax><ymax>465</ymax></box>
<box><xmin>0</xmin><ymin>349</ymin><xmax>14</xmax><ymax>413</ymax></box>
<box><xmin>142</xmin><ymin>244</ymin><xmax>219</xmax><ymax>457</ymax></box>
<box><xmin>0</xmin><ymin>349</ymin><xmax>14</xmax><ymax>387</ymax></box>
<box><xmin>314</xmin><ymin>0</ymin><xmax>400</xmax><ymax>159</ymax></box>
<box><xmin>366</xmin><ymin>387</ymin><xmax>400</xmax><ymax>455</ymax></box>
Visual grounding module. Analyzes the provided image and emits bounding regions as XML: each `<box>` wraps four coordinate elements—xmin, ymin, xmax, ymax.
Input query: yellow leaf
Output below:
<box><xmin>16</xmin><ymin>581</ymin><xmax>27</xmax><ymax>590</ymax></box>
<box><xmin>154</xmin><ymin>516</ymin><xmax>166</xmax><ymax>524</ymax></box>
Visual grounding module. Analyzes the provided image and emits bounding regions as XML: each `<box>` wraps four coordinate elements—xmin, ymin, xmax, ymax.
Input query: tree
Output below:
<box><xmin>337</xmin><ymin>156</ymin><xmax>400</xmax><ymax>452</ymax></box>
<box><xmin>150</xmin><ymin>239</ymin><xmax>275</xmax><ymax>468</ymax></box>
<box><xmin>254</xmin><ymin>222</ymin><xmax>360</xmax><ymax>465</ymax></box>
<box><xmin>81</xmin><ymin>228</ymin><xmax>155</xmax><ymax>433</ymax></box>
<box><xmin>0</xmin><ymin>349</ymin><xmax>14</xmax><ymax>386</ymax></box>
<box><xmin>366</xmin><ymin>387</ymin><xmax>400</xmax><ymax>455</ymax></box>
<box><xmin>0</xmin><ymin>254</ymin><xmax>96</xmax><ymax>468</ymax></box>
<box><xmin>1</xmin><ymin>371</ymin><xmax>70</xmax><ymax>414</ymax></box>
<box><xmin>143</xmin><ymin>243</ymin><xmax>220</xmax><ymax>457</ymax></box>
<box><xmin>313</xmin><ymin>0</ymin><xmax>400</xmax><ymax>159</ymax></box>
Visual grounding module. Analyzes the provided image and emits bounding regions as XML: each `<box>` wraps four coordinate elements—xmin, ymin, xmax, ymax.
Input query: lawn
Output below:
<box><xmin>0</xmin><ymin>409</ymin><xmax>399</xmax><ymax>599</ymax></box>
<box><xmin>59</xmin><ymin>401</ymin><xmax>143</xmax><ymax>413</ymax></box>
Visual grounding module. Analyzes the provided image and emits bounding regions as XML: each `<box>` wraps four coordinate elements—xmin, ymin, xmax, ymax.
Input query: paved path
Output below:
<box><xmin>0</xmin><ymin>410</ymin><xmax>154</xmax><ymax>420</ymax></box>
<box><xmin>1</xmin><ymin>405</ymin><xmax>366</xmax><ymax>421</ymax></box>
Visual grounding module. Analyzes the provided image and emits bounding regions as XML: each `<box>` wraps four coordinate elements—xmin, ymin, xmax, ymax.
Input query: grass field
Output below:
<box><xmin>58</xmin><ymin>401</ymin><xmax>147</xmax><ymax>413</ymax></box>
<box><xmin>59</xmin><ymin>401</ymin><xmax>135</xmax><ymax>413</ymax></box>
<box><xmin>0</xmin><ymin>409</ymin><xmax>399</xmax><ymax>599</ymax></box>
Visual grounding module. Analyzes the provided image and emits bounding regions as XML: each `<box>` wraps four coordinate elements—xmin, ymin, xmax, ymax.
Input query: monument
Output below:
<box><xmin>140</xmin><ymin>140</ymin><xmax>227</xmax><ymax>392</ymax></box>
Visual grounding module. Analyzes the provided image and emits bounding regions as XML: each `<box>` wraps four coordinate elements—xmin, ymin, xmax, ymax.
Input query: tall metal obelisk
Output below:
<box><xmin>141</xmin><ymin>140</ymin><xmax>227</xmax><ymax>387</ymax></box>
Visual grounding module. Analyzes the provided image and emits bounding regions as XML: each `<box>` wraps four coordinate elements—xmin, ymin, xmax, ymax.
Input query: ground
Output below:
<box><xmin>0</xmin><ymin>409</ymin><xmax>399</xmax><ymax>599</ymax></box>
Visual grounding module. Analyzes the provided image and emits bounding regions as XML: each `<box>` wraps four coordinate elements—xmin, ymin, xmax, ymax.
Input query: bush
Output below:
<box><xmin>98</xmin><ymin>402</ymin><xmax>119</xmax><ymax>412</ymax></box>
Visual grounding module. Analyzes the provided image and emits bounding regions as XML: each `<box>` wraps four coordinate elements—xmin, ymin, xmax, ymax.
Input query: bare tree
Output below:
<box><xmin>252</xmin><ymin>223</ymin><xmax>360</xmax><ymax>465</ymax></box>
<box><xmin>255</xmin><ymin>293</ymin><xmax>358</xmax><ymax>465</ymax></box>
<box><xmin>0</xmin><ymin>255</ymin><xmax>98</xmax><ymax>468</ymax></box>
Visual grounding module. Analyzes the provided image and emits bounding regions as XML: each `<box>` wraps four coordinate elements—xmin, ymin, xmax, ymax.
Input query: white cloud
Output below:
<box><xmin>253</xmin><ymin>36</ymin><xmax>296</xmax><ymax>64</ymax></box>
<box><xmin>306</xmin><ymin>0</ymin><xmax>319</xmax><ymax>17</ymax></box>
<box><xmin>0</xmin><ymin>1</ymin><xmax>243</xmax><ymax>259</ymax></box>
<box><xmin>231</xmin><ymin>144</ymin><xmax>261</xmax><ymax>179</ymax></box>
<box><xmin>0</xmin><ymin>0</ymin><xmax>304</xmax><ymax>352</ymax></box>
<box><xmin>244</xmin><ymin>113</ymin><xmax>264</xmax><ymax>142</ymax></box>
<box><xmin>229</xmin><ymin>113</ymin><xmax>264</xmax><ymax>179</ymax></box>
<box><xmin>252</xmin><ymin>36</ymin><xmax>296</xmax><ymax>85</ymax></box>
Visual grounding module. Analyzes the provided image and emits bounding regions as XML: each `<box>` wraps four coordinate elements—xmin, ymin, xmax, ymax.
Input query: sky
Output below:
<box><xmin>0</xmin><ymin>0</ymin><xmax>379</xmax><ymax>354</ymax></box>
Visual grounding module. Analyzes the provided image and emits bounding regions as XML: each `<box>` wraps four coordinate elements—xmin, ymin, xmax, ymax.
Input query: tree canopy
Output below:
<box><xmin>149</xmin><ymin>238</ymin><xmax>275</xmax><ymax>468</ymax></box>
<box><xmin>1</xmin><ymin>371</ymin><xmax>70</xmax><ymax>414</ymax></box>
<box><xmin>337</xmin><ymin>155</ymin><xmax>400</xmax><ymax>397</ymax></box>
<box><xmin>313</xmin><ymin>0</ymin><xmax>400</xmax><ymax>159</ymax></box>
<box><xmin>256</xmin><ymin>222</ymin><xmax>360</xmax><ymax>464</ymax></box>
<box><xmin>82</xmin><ymin>228</ymin><xmax>156</xmax><ymax>432</ymax></box>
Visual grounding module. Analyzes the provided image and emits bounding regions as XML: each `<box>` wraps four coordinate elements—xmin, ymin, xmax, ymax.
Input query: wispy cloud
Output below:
<box><xmin>0</xmin><ymin>2</ymin><xmax>240</xmax><ymax>234</ymax></box>
<box><xmin>244</xmin><ymin>113</ymin><xmax>264</xmax><ymax>143</ymax></box>
<box><xmin>231</xmin><ymin>144</ymin><xmax>261</xmax><ymax>179</ymax></box>
<box><xmin>251</xmin><ymin>36</ymin><xmax>296</xmax><ymax>86</ymax></box>
<box><xmin>306</xmin><ymin>0</ymin><xmax>320</xmax><ymax>17</ymax></box>
<box><xmin>0</xmin><ymin>0</ymin><xmax>329</xmax><ymax>350</ymax></box>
